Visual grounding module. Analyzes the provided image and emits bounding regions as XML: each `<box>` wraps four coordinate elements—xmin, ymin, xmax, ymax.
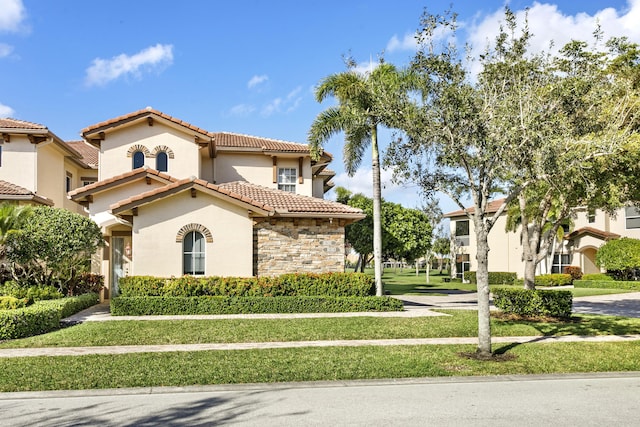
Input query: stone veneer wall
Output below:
<box><xmin>254</xmin><ymin>218</ymin><xmax>345</xmax><ymax>276</ymax></box>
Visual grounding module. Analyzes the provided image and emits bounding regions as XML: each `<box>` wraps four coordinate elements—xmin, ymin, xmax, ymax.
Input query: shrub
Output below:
<box><xmin>535</xmin><ymin>274</ymin><xmax>573</xmax><ymax>287</ymax></box>
<box><xmin>581</xmin><ymin>273</ymin><xmax>613</xmax><ymax>281</ymax></box>
<box><xmin>0</xmin><ymin>293</ymin><xmax>98</xmax><ymax>340</ymax></box>
<box><xmin>563</xmin><ymin>266</ymin><xmax>583</xmax><ymax>281</ymax></box>
<box><xmin>0</xmin><ymin>296</ymin><xmax>28</xmax><ymax>310</ymax></box>
<box><xmin>64</xmin><ymin>273</ymin><xmax>104</xmax><ymax>296</ymax></box>
<box><xmin>0</xmin><ymin>281</ymin><xmax>63</xmax><ymax>303</ymax></box>
<box><xmin>573</xmin><ymin>280</ymin><xmax>640</xmax><ymax>291</ymax></box>
<box><xmin>463</xmin><ymin>271</ymin><xmax>517</xmax><ymax>285</ymax></box>
<box><xmin>493</xmin><ymin>288</ymin><xmax>572</xmax><ymax>318</ymax></box>
<box><xmin>118</xmin><ymin>273</ymin><xmax>375</xmax><ymax>298</ymax></box>
<box><xmin>110</xmin><ymin>296</ymin><xmax>404</xmax><ymax>316</ymax></box>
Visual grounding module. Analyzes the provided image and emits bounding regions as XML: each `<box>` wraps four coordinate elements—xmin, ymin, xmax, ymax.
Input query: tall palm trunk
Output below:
<box><xmin>371</xmin><ymin>126</ymin><xmax>384</xmax><ymax>296</ymax></box>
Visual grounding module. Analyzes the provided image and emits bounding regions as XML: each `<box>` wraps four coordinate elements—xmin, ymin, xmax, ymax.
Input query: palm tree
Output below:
<box><xmin>0</xmin><ymin>202</ymin><xmax>32</xmax><ymax>254</ymax></box>
<box><xmin>308</xmin><ymin>61</ymin><xmax>410</xmax><ymax>296</ymax></box>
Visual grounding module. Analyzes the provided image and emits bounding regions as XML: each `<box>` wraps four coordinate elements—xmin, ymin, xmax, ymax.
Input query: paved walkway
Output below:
<box><xmin>1</xmin><ymin>291</ymin><xmax>638</xmax><ymax>359</ymax></box>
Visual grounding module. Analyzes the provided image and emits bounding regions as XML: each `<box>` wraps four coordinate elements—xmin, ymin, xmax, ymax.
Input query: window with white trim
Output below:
<box><xmin>626</xmin><ymin>206</ymin><xmax>640</xmax><ymax>229</ymax></box>
<box><xmin>277</xmin><ymin>168</ymin><xmax>296</xmax><ymax>193</ymax></box>
<box><xmin>183</xmin><ymin>231</ymin><xmax>205</xmax><ymax>275</ymax></box>
<box><xmin>455</xmin><ymin>220</ymin><xmax>470</xmax><ymax>246</ymax></box>
<box><xmin>551</xmin><ymin>253</ymin><xmax>571</xmax><ymax>274</ymax></box>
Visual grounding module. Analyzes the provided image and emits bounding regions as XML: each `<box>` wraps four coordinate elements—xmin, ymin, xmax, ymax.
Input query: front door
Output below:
<box><xmin>111</xmin><ymin>237</ymin><xmax>125</xmax><ymax>297</ymax></box>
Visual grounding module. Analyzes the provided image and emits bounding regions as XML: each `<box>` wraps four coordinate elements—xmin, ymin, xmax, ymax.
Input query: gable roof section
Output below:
<box><xmin>0</xmin><ymin>118</ymin><xmax>47</xmax><ymax>131</ymax></box>
<box><xmin>65</xmin><ymin>140</ymin><xmax>99</xmax><ymax>169</ymax></box>
<box><xmin>0</xmin><ymin>118</ymin><xmax>83</xmax><ymax>159</ymax></box>
<box><xmin>81</xmin><ymin>108</ymin><xmax>214</xmax><ymax>144</ymax></box>
<box><xmin>443</xmin><ymin>198</ymin><xmax>507</xmax><ymax>218</ymax></box>
<box><xmin>0</xmin><ymin>180</ymin><xmax>54</xmax><ymax>206</ymax></box>
<box><xmin>68</xmin><ymin>167</ymin><xmax>175</xmax><ymax>201</ymax></box>
<box><xmin>566</xmin><ymin>227</ymin><xmax>620</xmax><ymax>241</ymax></box>
<box><xmin>218</xmin><ymin>181</ymin><xmax>364</xmax><ymax>217</ymax></box>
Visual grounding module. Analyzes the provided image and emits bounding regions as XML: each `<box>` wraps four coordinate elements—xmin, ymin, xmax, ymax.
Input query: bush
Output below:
<box><xmin>563</xmin><ymin>266</ymin><xmax>583</xmax><ymax>281</ymax></box>
<box><xmin>0</xmin><ymin>293</ymin><xmax>99</xmax><ymax>340</ymax></box>
<box><xmin>581</xmin><ymin>273</ymin><xmax>613</xmax><ymax>281</ymax></box>
<box><xmin>64</xmin><ymin>273</ymin><xmax>104</xmax><ymax>296</ymax></box>
<box><xmin>110</xmin><ymin>295</ymin><xmax>404</xmax><ymax>316</ymax></box>
<box><xmin>535</xmin><ymin>274</ymin><xmax>573</xmax><ymax>287</ymax></box>
<box><xmin>0</xmin><ymin>296</ymin><xmax>28</xmax><ymax>310</ymax></box>
<box><xmin>573</xmin><ymin>280</ymin><xmax>640</xmax><ymax>291</ymax></box>
<box><xmin>463</xmin><ymin>271</ymin><xmax>517</xmax><ymax>285</ymax></box>
<box><xmin>0</xmin><ymin>281</ymin><xmax>63</xmax><ymax>303</ymax></box>
<box><xmin>118</xmin><ymin>273</ymin><xmax>375</xmax><ymax>298</ymax></box>
<box><xmin>493</xmin><ymin>288</ymin><xmax>572</xmax><ymax>318</ymax></box>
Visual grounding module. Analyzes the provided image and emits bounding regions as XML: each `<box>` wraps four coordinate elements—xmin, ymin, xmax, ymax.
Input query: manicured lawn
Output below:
<box><xmin>3</xmin><ymin>311</ymin><xmax>640</xmax><ymax>348</ymax></box>
<box><xmin>2</xmin><ymin>341</ymin><xmax>640</xmax><ymax>392</ymax></box>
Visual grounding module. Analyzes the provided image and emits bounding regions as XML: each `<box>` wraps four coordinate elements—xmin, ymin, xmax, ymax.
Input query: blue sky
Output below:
<box><xmin>1</xmin><ymin>0</ymin><xmax>637</xmax><ymax>214</ymax></box>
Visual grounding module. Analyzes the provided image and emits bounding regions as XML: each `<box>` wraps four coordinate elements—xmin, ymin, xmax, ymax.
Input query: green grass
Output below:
<box><xmin>2</xmin><ymin>341</ymin><xmax>640</xmax><ymax>392</ymax></box>
<box><xmin>3</xmin><ymin>311</ymin><xmax>640</xmax><ymax>348</ymax></box>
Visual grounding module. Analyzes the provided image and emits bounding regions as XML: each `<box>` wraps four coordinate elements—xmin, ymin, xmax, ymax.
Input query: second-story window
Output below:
<box><xmin>278</xmin><ymin>168</ymin><xmax>296</xmax><ymax>193</ymax></box>
<box><xmin>156</xmin><ymin>152</ymin><xmax>168</xmax><ymax>172</ymax></box>
<box><xmin>455</xmin><ymin>220</ymin><xmax>470</xmax><ymax>246</ymax></box>
<box><xmin>65</xmin><ymin>172</ymin><xmax>73</xmax><ymax>193</ymax></box>
<box><xmin>132</xmin><ymin>151</ymin><xmax>145</xmax><ymax>169</ymax></box>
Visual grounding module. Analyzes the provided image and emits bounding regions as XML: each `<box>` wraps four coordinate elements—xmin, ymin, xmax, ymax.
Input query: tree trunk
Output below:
<box><xmin>426</xmin><ymin>254</ymin><xmax>431</xmax><ymax>284</ymax></box>
<box><xmin>371</xmin><ymin>126</ymin><xmax>384</xmax><ymax>296</ymax></box>
<box><xmin>521</xmin><ymin>225</ymin><xmax>537</xmax><ymax>290</ymax></box>
<box><xmin>474</xmin><ymin>219</ymin><xmax>492</xmax><ymax>357</ymax></box>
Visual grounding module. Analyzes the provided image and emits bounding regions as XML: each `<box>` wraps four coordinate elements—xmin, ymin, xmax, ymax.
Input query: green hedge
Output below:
<box><xmin>463</xmin><ymin>271</ymin><xmax>517</xmax><ymax>285</ymax></box>
<box><xmin>535</xmin><ymin>274</ymin><xmax>573</xmax><ymax>286</ymax></box>
<box><xmin>111</xmin><ymin>296</ymin><xmax>403</xmax><ymax>316</ymax></box>
<box><xmin>0</xmin><ymin>293</ymin><xmax>99</xmax><ymax>340</ymax></box>
<box><xmin>0</xmin><ymin>296</ymin><xmax>28</xmax><ymax>310</ymax></box>
<box><xmin>0</xmin><ymin>282</ymin><xmax>63</xmax><ymax>303</ymax></box>
<box><xmin>581</xmin><ymin>273</ymin><xmax>614</xmax><ymax>281</ymax></box>
<box><xmin>118</xmin><ymin>273</ymin><xmax>375</xmax><ymax>298</ymax></box>
<box><xmin>493</xmin><ymin>288</ymin><xmax>572</xmax><ymax>317</ymax></box>
<box><xmin>573</xmin><ymin>280</ymin><xmax>640</xmax><ymax>291</ymax></box>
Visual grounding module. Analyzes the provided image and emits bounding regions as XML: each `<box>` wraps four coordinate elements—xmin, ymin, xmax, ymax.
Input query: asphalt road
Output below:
<box><xmin>2</xmin><ymin>373</ymin><xmax>640</xmax><ymax>426</ymax></box>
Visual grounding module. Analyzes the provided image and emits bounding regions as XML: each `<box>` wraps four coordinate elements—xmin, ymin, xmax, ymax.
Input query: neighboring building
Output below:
<box><xmin>444</xmin><ymin>199</ymin><xmax>636</xmax><ymax>278</ymax></box>
<box><xmin>64</xmin><ymin>108</ymin><xmax>364</xmax><ymax>297</ymax></box>
<box><xmin>0</xmin><ymin>118</ymin><xmax>98</xmax><ymax>212</ymax></box>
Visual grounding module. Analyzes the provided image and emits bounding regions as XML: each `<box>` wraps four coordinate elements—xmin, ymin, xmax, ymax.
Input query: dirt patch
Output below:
<box><xmin>458</xmin><ymin>351</ymin><xmax>518</xmax><ymax>362</ymax></box>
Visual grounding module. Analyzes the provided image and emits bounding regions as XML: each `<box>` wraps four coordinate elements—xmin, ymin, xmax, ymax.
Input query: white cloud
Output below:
<box><xmin>228</xmin><ymin>103</ymin><xmax>256</xmax><ymax>117</ymax></box>
<box><xmin>386</xmin><ymin>33</ymin><xmax>418</xmax><ymax>53</ymax></box>
<box><xmin>0</xmin><ymin>102</ymin><xmax>15</xmax><ymax>117</ymax></box>
<box><xmin>0</xmin><ymin>43</ymin><xmax>13</xmax><ymax>58</ymax></box>
<box><xmin>84</xmin><ymin>43</ymin><xmax>174</xmax><ymax>87</ymax></box>
<box><xmin>261</xmin><ymin>86</ymin><xmax>303</xmax><ymax>116</ymax></box>
<box><xmin>0</xmin><ymin>0</ymin><xmax>26</xmax><ymax>32</ymax></box>
<box><xmin>247</xmin><ymin>74</ymin><xmax>268</xmax><ymax>89</ymax></box>
<box><xmin>467</xmin><ymin>1</ymin><xmax>640</xmax><ymax>61</ymax></box>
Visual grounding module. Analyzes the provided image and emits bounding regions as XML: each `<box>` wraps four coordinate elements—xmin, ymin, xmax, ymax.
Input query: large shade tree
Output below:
<box><xmin>308</xmin><ymin>61</ymin><xmax>412</xmax><ymax>296</ymax></box>
<box><xmin>386</xmin><ymin>9</ymin><xmax>575</xmax><ymax>357</ymax></box>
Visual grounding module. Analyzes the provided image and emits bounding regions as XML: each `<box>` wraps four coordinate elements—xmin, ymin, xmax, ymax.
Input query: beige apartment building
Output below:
<box><xmin>1</xmin><ymin>108</ymin><xmax>364</xmax><ymax>298</ymax></box>
<box><xmin>445</xmin><ymin>199</ymin><xmax>639</xmax><ymax>279</ymax></box>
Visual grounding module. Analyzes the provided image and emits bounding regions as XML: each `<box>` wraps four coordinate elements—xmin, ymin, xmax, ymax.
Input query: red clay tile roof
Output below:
<box><xmin>0</xmin><ymin>180</ymin><xmax>54</xmax><ymax>205</ymax></box>
<box><xmin>218</xmin><ymin>181</ymin><xmax>364</xmax><ymax>216</ymax></box>
<box><xmin>214</xmin><ymin>132</ymin><xmax>312</xmax><ymax>153</ymax></box>
<box><xmin>566</xmin><ymin>227</ymin><xmax>620</xmax><ymax>241</ymax></box>
<box><xmin>443</xmin><ymin>198</ymin><xmax>507</xmax><ymax>218</ymax></box>
<box><xmin>68</xmin><ymin>167</ymin><xmax>176</xmax><ymax>199</ymax></box>
<box><xmin>81</xmin><ymin>108</ymin><xmax>214</xmax><ymax>138</ymax></box>
<box><xmin>0</xmin><ymin>118</ymin><xmax>47</xmax><ymax>130</ymax></box>
<box><xmin>65</xmin><ymin>140</ymin><xmax>99</xmax><ymax>168</ymax></box>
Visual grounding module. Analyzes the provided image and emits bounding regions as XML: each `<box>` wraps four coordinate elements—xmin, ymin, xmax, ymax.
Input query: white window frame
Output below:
<box><xmin>277</xmin><ymin>167</ymin><xmax>296</xmax><ymax>193</ymax></box>
<box><xmin>183</xmin><ymin>231</ymin><xmax>205</xmax><ymax>275</ymax></box>
<box><xmin>625</xmin><ymin>206</ymin><xmax>640</xmax><ymax>229</ymax></box>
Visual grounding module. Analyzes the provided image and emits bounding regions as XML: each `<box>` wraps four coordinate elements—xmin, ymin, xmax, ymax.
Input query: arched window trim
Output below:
<box><xmin>151</xmin><ymin>145</ymin><xmax>175</xmax><ymax>159</ymax></box>
<box><xmin>176</xmin><ymin>223</ymin><xmax>213</xmax><ymax>243</ymax></box>
<box><xmin>126</xmin><ymin>144</ymin><xmax>151</xmax><ymax>158</ymax></box>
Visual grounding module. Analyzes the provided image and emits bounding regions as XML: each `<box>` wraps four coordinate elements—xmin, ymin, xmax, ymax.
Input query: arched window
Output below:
<box><xmin>132</xmin><ymin>151</ymin><xmax>145</xmax><ymax>169</ymax></box>
<box><xmin>156</xmin><ymin>151</ymin><xmax>168</xmax><ymax>172</ymax></box>
<box><xmin>183</xmin><ymin>231</ymin><xmax>205</xmax><ymax>275</ymax></box>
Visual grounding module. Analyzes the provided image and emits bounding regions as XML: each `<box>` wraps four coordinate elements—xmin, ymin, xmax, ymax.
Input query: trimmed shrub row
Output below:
<box><xmin>534</xmin><ymin>274</ymin><xmax>573</xmax><ymax>287</ymax></box>
<box><xmin>0</xmin><ymin>293</ymin><xmax>99</xmax><ymax>340</ymax></box>
<box><xmin>581</xmin><ymin>273</ymin><xmax>614</xmax><ymax>281</ymax></box>
<box><xmin>573</xmin><ymin>280</ymin><xmax>640</xmax><ymax>291</ymax></box>
<box><xmin>111</xmin><ymin>296</ymin><xmax>404</xmax><ymax>316</ymax></box>
<box><xmin>118</xmin><ymin>273</ymin><xmax>375</xmax><ymax>298</ymax></box>
<box><xmin>463</xmin><ymin>271</ymin><xmax>517</xmax><ymax>285</ymax></box>
<box><xmin>493</xmin><ymin>288</ymin><xmax>572</xmax><ymax>318</ymax></box>
<box><xmin>0</xmin><ymin>282</ymin><xmax>63</xmax><ymax>303</ymax></box>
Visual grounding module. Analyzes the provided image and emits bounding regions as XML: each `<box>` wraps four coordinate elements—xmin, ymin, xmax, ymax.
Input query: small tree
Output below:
<box><xmin>596</xmin><ymin>238</ymin><xmax>640</xmax><ymax>280</ymax></box>
<box><xmin>5</xmin><ymin>206</ymin><xmax>103</xmax><ymax>290</ymax></box>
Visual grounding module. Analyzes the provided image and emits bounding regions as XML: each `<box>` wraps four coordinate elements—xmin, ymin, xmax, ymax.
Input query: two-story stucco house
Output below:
<box><xmin>64</xmin><ymin>108</ymin><xmax>364</xmax><ymax>297</ymax></box>
<box><xmin>445</xmin><ymin>199</ymin><xmax>636</xmax><ymax>279</ymax></box>
<box><xmin>0</xmin><ymin>118</ymin><xmax>98</xmax><ymax>212</ymax></box>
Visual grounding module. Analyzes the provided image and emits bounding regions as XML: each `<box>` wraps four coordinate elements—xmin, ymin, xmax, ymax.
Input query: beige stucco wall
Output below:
<box><xmin>87</xmin><ymin>179</ymin><xmax>168</xmax><ymax>219</ymax></box>
<box><xmin>131</xmin><ymin>191</ymin><xmax>254</xmax><ymax>277</ymax></box>
<box><xmin>0</xmin><ymin>135</ymin><xmax>37</xmax><ymax>191</ymax></box>
<box><xmin>312</xmin><ymin>177</ymin><xmax>325</xmax><ymax>198</ymax></box>
<box><xmin>215</xmin><ymin>152</ymin><xmax>313</xmax><ymax>196</ymax></box>
<box><xmin>98</xmin><ymin>122</ymin><xmax>201</xmax><ymax>180</ymax></box>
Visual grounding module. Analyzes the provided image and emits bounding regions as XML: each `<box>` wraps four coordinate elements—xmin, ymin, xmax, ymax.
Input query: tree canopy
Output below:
<box><xmin>596</xmin><ymin>238</ymin><xmax>640</xmax><ymax>280</ymax></box>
